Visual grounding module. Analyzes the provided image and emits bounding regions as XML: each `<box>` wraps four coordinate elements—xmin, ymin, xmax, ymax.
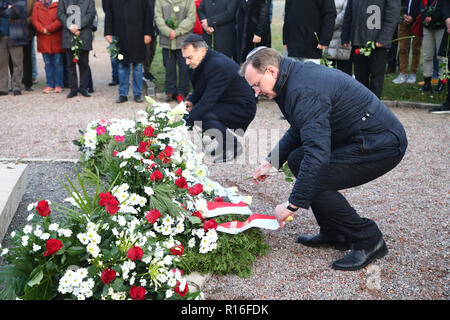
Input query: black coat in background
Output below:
<box><xmin>235</xmin><ymin>0</ymin><xmax>271</xmax><ymax>63</ymax></box>
<box><xmin>438</xmin><ymin>0</ymin><xmax>450</xmax><ymax>57</ymax></box>
<box><xmin>187</xmin><ymin>49</ymin><xmax>257</xmax><ymax>132</ymax></box>
<box><xmin>283</xmin><ymin>0</ymin><xmax>336</xmax><ymax>59</ymax></box>
<box><xmin>57</xmin><ymin>0</ymin><xmax>97</xmax><ymax>51</ymax></box>
<box><xmin>104</xmin><ymin>0</ymin><xmax>154</xmax><ymax>64</ymax></box>
<box><xmin>198</xmin><ymin>0</ymin><xmax>239</xmax><ymax>58</ymax></box>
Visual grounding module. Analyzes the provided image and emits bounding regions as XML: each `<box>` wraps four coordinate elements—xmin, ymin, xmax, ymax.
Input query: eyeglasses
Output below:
<box><xmin>251</xmin><ymin>68</ymin><xmax>267</xmax><ymax>91</ymax></box>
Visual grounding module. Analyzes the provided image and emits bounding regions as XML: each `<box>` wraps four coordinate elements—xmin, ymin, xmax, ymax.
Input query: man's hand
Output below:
<box><xmin>105</xmin><ymin>35</ymin><xmax>113</xmax><ymax>43</ymax></box>
<box><xmin>69</xmin><ymin>24</ymin><xmax>79</xmax><ymax>34</ymax></box>
<box><xmin>169</xmin><ymin>30</ymin><xmax>176</xmax><ymax>40</ymax></box>
<box><xmin>144</xmin><ymin>35</ymin><xmax>152</xmax><ymax>44</ymax></box>
<box><xmin>343</xmin><ymin>43</ymin><xmax>349</xmax><ymax>47</ymax></box>
<box><xmin>375</xmin><ymin>42</ymin><xmax>384</xmax><ymax>48</ymax></box>
<box><xmin>403</xmin><ymin>14</ymin><xmax>413</xmax><ymax>24</ymax></box>
<box><xmin>252</xmin><ymin>34</ymin><xmax>261</xmax><ymax>44</ymax></box>
<box><xmin>274</xmin><ymin>203</ymin><xmax>296</xmax><ymax>228</ymax></box>
<box><xmin>252</xmin><ymin>160</ymin><xmax>272</xmax><ymax>184</ymax></box>
<box><xmin>446</xmin><ymin>17</ymin><xmax>450</xmax><ymax>33</ymax></box>
<box><xmin>317</xmin><ymin>44</ymin><xmax>327</xmax><ymax>50</ymax></box>
<box><xmin>424</xmin><ymin>16</ymin><xmax>432</xmax><ymax>24</ymax></box>
<box><xmin>201</xmin><ymin>19</ymin><xmax>208</xmax><ymax>31</ymax></box>
<box><xmin>206</xmin><ymin>26</ymin><xmax>214</xmax><ymax>35</ymax></box>
<box><xmin>185</xmin><ymin>101</ymin><xmax>193</xmax><ymax>112</ymax></box>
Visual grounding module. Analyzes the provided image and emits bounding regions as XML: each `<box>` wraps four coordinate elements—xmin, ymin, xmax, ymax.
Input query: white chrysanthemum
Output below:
<box><xmin>188</xmin><ymin>238</ymin><xmax>196</xmax><ymax>248</ymax></box>
<box><xmin>77</xmin><ymin>233</ymin><xmax>89</xmax><ymax>245</ymax></box>
<box><xmin>23</xmin><ymin>225</ymin><xmax>32</xmax><ymax>234</ymax></box>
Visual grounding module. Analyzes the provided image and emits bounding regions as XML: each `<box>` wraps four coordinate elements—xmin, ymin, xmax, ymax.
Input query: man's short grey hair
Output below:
<box><xmin>238</xmin><ymin>47</ymin><xmax>282</xmax><ymax>77</ymax></box>
<box><xmin>181</xmin><ymin>39</ymin><xmax>208</xmax><ymax>50</ymax></box>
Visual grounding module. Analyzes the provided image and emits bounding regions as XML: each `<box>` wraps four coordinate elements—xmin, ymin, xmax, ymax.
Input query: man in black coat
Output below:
<box><xmin>198</xmin><ymin>0</ymin><xmax>239</xmax><ymax>59</ymax></box>
<box><xmin>342</xmin><ymin>0</ymin><xmax>401</xmax><ymax>98</ymax></box>
<box><xmin>240</xmin><ymin>47</ymin><xmax>408</xmax><ymax>271</ymax></box>
<box><xmin>181</xmin><ymin>34</ymin><xmax>257</xmax><ymax>163</ymax></box>
<box><xmin>283</xmin><ymin>0</ymin><xmax>337</xmax><ymax>62</ymax></box>
<box><xmin>57</xmin><ymin>0</ymin><xmax>97</xmax><ymax>98</ymax></box>
<box><xmin>235</xmin><ymin>0</ymin><xmax>271</xmax><ymax>64</ymax></box>
<box><xmin>104</xmin><ymin>0</ymin><xmax>153</xmax><ymax>103</ymax></box>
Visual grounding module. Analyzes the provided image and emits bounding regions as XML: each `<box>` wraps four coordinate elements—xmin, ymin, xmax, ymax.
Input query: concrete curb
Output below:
<box><xmin>382</xmin><ymin>99</ymin><xmax>439</xmax><ymax>110</ymax></box>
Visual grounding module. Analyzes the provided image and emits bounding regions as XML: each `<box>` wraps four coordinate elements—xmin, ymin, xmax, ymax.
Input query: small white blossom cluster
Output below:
<box><xmin>153</xmin><ymin>215</ymin><xmax>185</xmax><ymax>236</ymax></box>
<box><xmin>189</xmin><ymin>228</ymin><xmax>218</xmax><ymax>254</ymax></box>
<box><xmin>58</xmin><ymin>267</ymin><xmax>95</xmax><ymax>300</ymax></box>
<box><xmin>77</xmin><ymin>222</ymin><xmax>102</xmax><ymax>258</ymax></box>
<box><xmin>111</xmin><ymin>183</ymin><xmax>147</xmax><ymax>214</ymax></box>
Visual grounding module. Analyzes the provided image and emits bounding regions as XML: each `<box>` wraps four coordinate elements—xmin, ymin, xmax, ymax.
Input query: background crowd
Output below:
<box><xmin>0</xmin><ymin>0</ymin><xmax>449</xmax><ymax>113</ymax></box>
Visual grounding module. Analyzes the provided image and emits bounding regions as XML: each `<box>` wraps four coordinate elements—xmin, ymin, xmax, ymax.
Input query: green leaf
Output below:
<box><xmin>27</xmin><ymin>267</ymin><xmax>44</xmax><ymax>287</ymax></box>
<box><xmin>188</xmin><ymin>216</ymin><xmax>202</xmax><ymax>225</ymax></box>
<box><xmin>66</xmin><ymin>246</ymin><xmax>85</xmax><ymax>256</ymax></box>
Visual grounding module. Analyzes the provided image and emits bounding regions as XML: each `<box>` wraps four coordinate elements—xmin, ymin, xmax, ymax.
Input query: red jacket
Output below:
<box><xmin>32</xmin><ymin>1</ymin><xmax>64</xmax><ymax>54</ymax></box>
<box><xmin>193</xmin><ymin>0</ymin><xmax>203</xmax><ymax>35</ymax></box>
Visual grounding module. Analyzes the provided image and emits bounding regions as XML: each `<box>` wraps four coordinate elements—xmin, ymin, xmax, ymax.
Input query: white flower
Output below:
<box><xmin>86</xmin><ymin>243</ymin><xmax>100</xmax><ymax>257</ymax></box>
<box><xmin>165</xmin><ymin>289</ymin><xmax>174</xmax><ymax>299</ymax></box>
<box><xmin>1</xmin><ymin>248</ymin><xmax>8</xmax><ymax>256</ymax></box>
<box><xmin>32</xmin><ymin>244</ymin><xmax>41</xmax><ymax>252</ymax></box>
<box><xmin>21</xmin><ymin>235</ymin><xmax>29</xmax><ymax>246</ymax></box>
<box><xmin>40</xmin><ymin>232</ymin><xmax>50</xmax><ymax>240</ymax></box>
<box><xmin>49</xmin><ymin>223</ymin><xmax>59</xmax><ymax>231</ymax></box>
<box><xmin>144</xmin><ymin>186</ymin><xmax>154</xmax><ymax>196</ymax></box>
<box><xmin>23</xmin><ymin>225</ymin><xmax>33</xmax><ymax>234</ymax></box>
<box><xmin>188</xmin><ymin>238</ymin><xmax>196</xmax><ymax>248</ymax></box>
<box><xmin>26</xmin><ymin>213</ymin><xmax>34</xmax><ymax>221</ymax></box>
<box><xmin>117</xmin><ymin>54</ymin><xmax>124</xmax><ymax>60</ymax></box>
<box><xmin>77</xmin><ymin>233</ymin><xmax>89</xmax><ymax>245</ymax></box>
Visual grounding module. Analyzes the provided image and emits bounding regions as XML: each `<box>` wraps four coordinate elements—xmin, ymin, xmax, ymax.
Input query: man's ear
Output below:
<box><xmin>267</xmin><ymin>65</ymin><xmax>279</xmax><ymax>79</ymax></box>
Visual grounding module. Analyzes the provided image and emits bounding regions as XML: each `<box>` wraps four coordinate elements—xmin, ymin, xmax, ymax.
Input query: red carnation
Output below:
<box><xmin>145</xmin><ymin>209</ymin><xmax>161</xmax><ymax>224</ymax></box>
<box><xmin>170</xmin><ymin>244</ymin><xmax>184</xmax><ymax>256</ymax></box>
<box><xmin>150</xmin><ymin>170</ymin><xmax>163</xmax><ymax>181</ymax></box>
<box><xmin>188</xmin><ymin>183</ymin><xmax>203</xmax><ymax>196</ymax></box>
<box><xmin>143</xmin><ymin>125</ymin><xmax>155</xmax><ymax>137</ymax></box>
<box><xmin>175</xmin><ymin>176</ymin><xmax>188</xmax><ymax>189</ymax></box>
<box><xmin>99</xmin><ymin>192</ymin><xmax>120</xmax><ymax>215</ymax></box>
<box><xmin>129</xmin><ymin>286</ymin><xmax>146</xmax><ymax>300</ymax></box>
<box><xmin>43</xmin><ymin>239</ymin><xmax>63</xmax><ymax>257</ymax></box>
<box><xmin>127</xmin><ymin>246</ymin><xmax>144</xmax><ymax>261</ymax></box>
<box><xmin>214</xmin><ymin>196</ymin><xmax>223</xmax><ymax>202</ymax></box>
<box><xmin>36</xmin><ymin>200</ymin><xmax>51</xmax><ymax>217</ymax></box>
<box><xmin>203</xmin><ymin>219</ymin><xmax>218</xmax><ymax>231</ymax></box>
<box><xmin>73</xmin><ymin>58</ymin><xmax>78</xmax><ymax>63</ymax></box>
<box><xmin>137</xmin><ymin>141</ymin><xmax>149</xmax><ymax>153</ymax></box>
<box><xmin>174</xmin><ymin>281</ymin><xmax>188</xmax><ymax>298</ymax></box>
<box><xmin>101</xmin><ymin>267</ymin><xmax>116</xmax><ymax>284</ymax></box>
<box><xmin>163</xmin><ymin>145</ymin><xmax>173</xmax><ymax>158</ymax></box>
<box><xmin>354</xmin><ymin>48</ymin><xmax>361</xmax><ymax>55</ymax></box>
<box><xmin>175</xmin><ymin>168</ymin><xmax>182</xmax><ymax>176</ymax></box>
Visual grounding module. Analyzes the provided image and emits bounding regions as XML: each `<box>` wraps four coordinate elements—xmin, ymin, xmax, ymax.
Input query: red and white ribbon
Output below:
<box><xmin>204</xmin><ymin>201</ymin><xmax>252</xmax><ymax>218</ymax></box>
<box><xmin>216</xmin><ymin>213</ymin><xmax>280</xmax><ymax>234</ymax></box>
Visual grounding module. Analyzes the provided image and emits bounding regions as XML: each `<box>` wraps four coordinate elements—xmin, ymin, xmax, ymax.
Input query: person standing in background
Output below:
<box><xmin>198</xmin><ymin>0</ymin><xmax>239</xmax><ymax>59</ymax></box>
<box><xmin>22</xmin><ymin>0</ymin><xmax>36</xmax><ymax>92</ymax></box>
<box><xmin>235</xmin><ymin>0</ymin><xmax>272</xmax><ymax>64</ymax></box>
<box><xmin>144</xmin><ymin>0</ymin><xmax>158</xmax><ymax>82</ymax></box>
<box><xmin>283</xmin><ymin>0</ymin><xmax>336</xmax><ymax>64</ymax></box>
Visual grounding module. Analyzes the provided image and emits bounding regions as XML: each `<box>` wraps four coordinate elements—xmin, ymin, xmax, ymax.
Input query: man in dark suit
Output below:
<box><xmin>181</xmin><ymin>33</ymin><xmax>257</xmax><ymax>163</ymax></box>
<box><xmin>241</xmin><ymin>47</ymin><xmax>408</xmax><ymax>271</ymax></box>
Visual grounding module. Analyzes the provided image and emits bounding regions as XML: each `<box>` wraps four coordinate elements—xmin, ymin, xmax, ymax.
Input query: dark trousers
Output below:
<box><xmin>353</xmin><ymin>47</ymin><xmax>388</xmax><ymax>99</ymax></box>
<box><xmin>66</xmin><ymin>49</ymin><xmax>90</xmax><ymax>92</ymax></box>
<box><xmin>199</xmin><ymin>111</ymin><xmax>238</xmax><ymax>153</ymax></box>
<box><xmin>287</xmin><ymin>147</ymin><xmax>404</xmax><ymax>250</ymax></box>
<box><xmin>144</xmin><ymin>37</ymin><xmax>157</xmax><ymax>74</ymax></box>
<box><xmin>162</xmin><ymin>48</ymin><xmax>190</xmax><ymax>96</ymax></box>
<box><xmin>22</xmin><ymin>40</ymin><xmax>33</xmax><ymax>88</ymax></box>
<box><xmin>331</xmin><ymin>58</ymin><xmax>353</xmax><ymax>76</ymax></box>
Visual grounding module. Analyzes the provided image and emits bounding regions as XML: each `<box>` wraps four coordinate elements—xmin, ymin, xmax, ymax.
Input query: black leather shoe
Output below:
<box><xmin>134</xmin><ymin>95</ymin><xmax>143</xmax><ymax>103</ymax></box>
<box><xmin>79</xmin><ymin>89</ymin><xmax>91</xmax><ymax>97</ymax></box>
<box><xmin>297</xmin><ymin>233</ymin><xmax>352</xmax><ymax>251</ymax></box>
<box><xmin>332</xmin><ymin>238</ymin><xmax>388</xmax><ymax>271</ymax></box>
<box><xmin>108</xmin><ymin>79</ymin><xmax>119</xmax><ymax>86</ymax></box>
<box><xmin>116</xmin><ymin>96</ymin><xmax>128</xmax><ymax>103</ymax></box>
<box><xmin>0</xmin><ymin>91</ymin><xmax>8</xmax><ymax>96</ymax></box>
<box><xmin>67</xmin><ymin>90</ymin><xmax>78</xmax><ymax>98</ymax></box>
<box><xmin>13</xmin><ymin>90</ymin><xmax>22</xmax><ymax>96</ymax></box>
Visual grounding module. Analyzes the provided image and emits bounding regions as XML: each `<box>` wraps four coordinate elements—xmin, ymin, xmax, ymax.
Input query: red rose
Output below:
<box><xmin>101</xmin><ymin>267</ymin><xmax>116</xmax><ymax>284</ymax></box>
<box><xmin>175</xmin><ymin>168</ymin><xmax>182</xmax><ymax>176</ymax></box>
<box><xmin>188</xmin><ymin>183</ymin><xmax>203</xmax><ymax>196</ymax></box>
<box><xmin>192</xmin><ymin>211</ymin><xmax>204</xmax><ymax>222</ymax></box>
<box><xmin>170</xmin><ymin>244</ymin><xmax>184</xmax><ymax>256</ymax></box>
<box><xmin>43</xmin><ymin>239</ymin><xmax>63</xmax><ymax>257</ymax></box>
<box><xmin>36</xmin><ymin>200</ymin><xmax>51</xmax><ymax>217</ymax></box>
<box><xmin>129</xmin><ymin>286</ymin><xmax>146</xmax><ymax>300</ymax></box>
<box><xmin>150</xmin><ymin>170</ymin><xmax>163</xmax><ymax>181</ymax></box>
<box><xmin>73</xmin><ymin>58</ymin><xmax>78</xmax><ymax>63</ymax></box>
<box><xmin>175</xmin><ymin>176</ymin><xmax>188</xmax><ymax>189</ymax></box>
<box><xmin>137</xmin><ymin>141</ymin><xmax>149</xmax><ymax>153</ymax></box>
<box><xmin>203</xmin><ymin>219</ymin><xmax>218</xmax><ymax>231</ymax></box>
<box><xmin>422</xmin><ymin>0</ymin><xmax>428</xmax><ymax>5</ymax></box>
<box><xmin>214</xmin><ymin>196</ymin><xmax>223</xmax><ymax>202</ymax></box>
<box><xmin>127</xmin><ymin>246</ymin><xmax>144</xmax><ymax>261</ymax></box>
<box><xmin>145</xmin><ymin>209</ymin><xmax>161</xmax><ymax>224</ymax></box>
<box><xmin>354</xmin><ymin>48</ymin><xmax>361</xmax><ymax>55</ymax></box>
<box><xmin>99</xmin><ymin>192</ymin><xmax>120</xmax><ymax>215</ymax></box>
<box><xmin>442</xmin><ymin>78</ymin><xmax>448</xmax><ymax>85</ymax></box>
<box><xmin>112</xmin><ymin>150</ymin><xmax>118</xmax><ymax>157</ymax></box>
<box><xmin>174</xmin><ymin>281</ymin><xmax>188</xmax><ymax>298</ymax></box>
<box><xmin>163</xmin><ymin>145</ymin><xmax>173</xmax><ymax>158</ymax></box>
<box><xmin>143</xmin><ymin>125</ymin><xmax>155</xmax><ymax>137</ymax></box>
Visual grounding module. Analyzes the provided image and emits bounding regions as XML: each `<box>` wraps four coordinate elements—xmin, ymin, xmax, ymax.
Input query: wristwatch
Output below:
<box><xmin>285</xmin><ymin>201</ymin><xmax>299</xmax><ymax>212</ymax></box>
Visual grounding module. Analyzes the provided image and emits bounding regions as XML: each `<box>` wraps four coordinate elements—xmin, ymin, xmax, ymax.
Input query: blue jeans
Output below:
<box><xmin>118</xmin><ymin>62</ymin><xmax>143</xmax><ymax>97</ymax></box>
<box><xmin>42</xmin><ymin>53</ymin><xmax>64</xmax><ymax>88</ymax></box>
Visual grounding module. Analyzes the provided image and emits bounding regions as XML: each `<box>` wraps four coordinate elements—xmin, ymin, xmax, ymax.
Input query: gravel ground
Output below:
<box><xmin>0</xmin><ymin>37</ymin><xmax>449</xmax><ymax>300</ymax></box>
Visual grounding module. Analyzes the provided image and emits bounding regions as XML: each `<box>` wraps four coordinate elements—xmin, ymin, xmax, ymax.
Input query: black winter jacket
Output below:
<box><xmin>283</xmin><ymin>0</ymin><xmax>337</xmax><ymax>59</ymax></box>
<box><xmin>341</xmin><ymin>0</ymin><xmax>401</xmax><ymax>49</ymax></box>
<box><xmin>187</xmin><ymin>49</ymin><xmax>257</xmax><ymax>132</ymax></box>
<box><xmin>268</xmin><ymin>58</ymin><xmax>407</xmax><ymax>209</ymax></box>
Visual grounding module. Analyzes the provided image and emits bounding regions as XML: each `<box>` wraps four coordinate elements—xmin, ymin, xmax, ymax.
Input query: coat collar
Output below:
<box><xmin>273</xmin><ymin>57</ymin><xmax>296</xmax><ymax>97</ymax></box>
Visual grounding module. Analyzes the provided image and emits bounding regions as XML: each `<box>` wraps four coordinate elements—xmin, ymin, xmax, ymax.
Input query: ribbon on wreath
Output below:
<box><xmin>205</xmin><ymin>201</ymin><xmax>281</xmax><ymax>234</ymax></box>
